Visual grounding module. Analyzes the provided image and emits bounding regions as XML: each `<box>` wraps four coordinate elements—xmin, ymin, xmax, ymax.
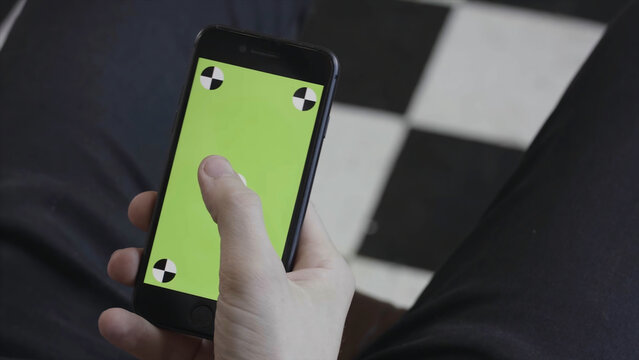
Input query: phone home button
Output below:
<box><xmin>190</xmin><ymin>305</ymin><xmax>213</xmax><ymax>329</ymax></box>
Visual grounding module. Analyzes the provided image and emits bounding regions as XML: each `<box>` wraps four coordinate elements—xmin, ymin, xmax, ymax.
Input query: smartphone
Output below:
<box><xmin>133</xmin><ymin>26</ymin><xmax>338</xmax><ymax>339</ymax></box>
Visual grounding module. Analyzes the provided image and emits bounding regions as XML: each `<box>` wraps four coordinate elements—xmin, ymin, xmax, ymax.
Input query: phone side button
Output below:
<box><xmin>170</xmin><ymin>116</ymin><xmax>177</xmax><ymax>136</ymax></box>
<box><xmin>190</xmin><ymin>305</ymin><xmax>213</xmax><ymax>329</ymax></box>
<box><xmin>323</xmin><ymin>116</ymin><xmax>330</xmax><ymax>139</ymax></box>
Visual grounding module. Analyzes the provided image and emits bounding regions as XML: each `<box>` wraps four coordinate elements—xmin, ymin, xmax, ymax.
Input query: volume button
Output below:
<box><xmin>171</xmin><ymin>84</ymin><xmax>186</xmax><ymax>136</ymax></box>
<box><xmin>170</xmin><ymin>110</ymin><xmax>179</xmax><ymax>136</ymax></box>
<box><xmin>170</xmin><ymin>120</ymin><xmax>177</xmax><ymax>137</ymax></box>
<box><xmin>323</xmin><ymin>116</ymin><xmax>330</xmax><ymax>139</ymax></box>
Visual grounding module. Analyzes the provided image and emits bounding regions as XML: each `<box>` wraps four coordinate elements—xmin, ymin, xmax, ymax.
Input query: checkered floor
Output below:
<box><xmin>303</xmin><ymin>0</ymin><xmax>616</xmax><ymax>307</ymax></box>
<box><xmin>0</xmin><ymin>0</ymin><xmax>620</xmax><ymax>309</ymax></box>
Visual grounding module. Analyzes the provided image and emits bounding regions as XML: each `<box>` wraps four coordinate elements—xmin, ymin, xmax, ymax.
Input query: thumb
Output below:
<box><xmin>197</xmin><ymin>155</ymin><xmax>282</xmax><ymax>278</ymax></box>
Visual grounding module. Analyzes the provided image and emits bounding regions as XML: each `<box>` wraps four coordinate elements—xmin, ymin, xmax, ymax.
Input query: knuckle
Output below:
<box><xmin>220</xmin><ymin>186</ymin><xmax>261</xmax><ymax>212</ymax></box>
<box><xmin>207</xmin><ymin>179</ymin><xmax>262</xmax><ymax>222</ymax></box>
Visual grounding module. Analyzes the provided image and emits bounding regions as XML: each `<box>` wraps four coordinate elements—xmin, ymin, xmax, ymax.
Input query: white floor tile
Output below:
<box><xmin>348</xmin><ymin>255</ymin><xmax>434</xmax><ymax>309</ymax></box>
<box><xmin>310</xmin><ymin>102</ymin><xmax>408</xmax><ymax>256</ymax></box>
<box><xmin>408</xmin><ymin>2</ymin><xmax>604</xmax><ymax>148</ymax></box>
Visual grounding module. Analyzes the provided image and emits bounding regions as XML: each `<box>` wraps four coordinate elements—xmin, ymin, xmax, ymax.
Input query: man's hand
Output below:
<box><xmin>98</xmin><ymin>156</ymin><xmax>355</xmax><ymax>360</ymax></box>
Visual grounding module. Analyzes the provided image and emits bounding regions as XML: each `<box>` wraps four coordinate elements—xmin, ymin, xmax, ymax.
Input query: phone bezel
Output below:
<box><xmin>133</xmin><ymin>25</ymin><xmax>339</xmax><ymax>339</ymax></box>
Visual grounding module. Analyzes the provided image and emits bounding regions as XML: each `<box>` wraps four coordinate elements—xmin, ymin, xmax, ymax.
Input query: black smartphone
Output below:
<box><xmin>133</xmin><ymin>26</ymin><xmax>338</xmax><ymax>339</ymax></box>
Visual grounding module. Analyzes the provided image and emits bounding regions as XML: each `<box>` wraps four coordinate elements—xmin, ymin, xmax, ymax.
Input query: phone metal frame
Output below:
<box><xmin>133</xmin><ymin>25</ymin><xmax>339</xmax><ymax>339</ymax></box>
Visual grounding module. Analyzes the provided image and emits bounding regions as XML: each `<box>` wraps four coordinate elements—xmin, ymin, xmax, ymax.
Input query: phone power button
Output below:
<box><xmin>323</xmin><ymin>116</ymin><xmax>330</xmax><ymax>139</ymax></box>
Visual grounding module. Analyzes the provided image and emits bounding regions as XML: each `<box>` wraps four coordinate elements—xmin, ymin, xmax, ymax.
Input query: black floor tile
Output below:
<box><xmin>300</xmin><ymin>0</ymin><xmax>449</xmax><ymax>114</ymax></box>
<box><xmin>476</xmin><ymin>0</ymin><xmax>630</xmax><ymax>23</ymax></box>
<box><xmin>359</xmin><ymin>129</ymin><xmax>523</xmax><ymax>271</ymax></box>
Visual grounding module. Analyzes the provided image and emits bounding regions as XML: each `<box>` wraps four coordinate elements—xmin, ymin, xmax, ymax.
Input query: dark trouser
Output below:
<box><xmin>0</xmin><ymin>1</ymin><xmax>638</xmax><ymax>359</ymax></box>
<box><xmin>358</xmin><ymin>1</ymin><xmax>639</xmax><ymax>359</ymax></box>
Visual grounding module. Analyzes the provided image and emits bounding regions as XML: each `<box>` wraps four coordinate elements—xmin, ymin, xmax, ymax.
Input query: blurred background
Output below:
<box><xmin>0</xmin><ymin>0</ymin><xmax>628</xmax><ymax>309</ymax></box>
<box><xmin>299</xmin><ymin>0</ymin><xmax>626</xmax><ymax>308</ymax></box>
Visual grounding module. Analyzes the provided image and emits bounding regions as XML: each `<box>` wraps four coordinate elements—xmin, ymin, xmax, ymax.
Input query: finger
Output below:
<box><xmin>99</xmin><ymin>307</ymin><xmax>204</xmax><ymax>360</ymax></box>
<box><xmin>128</xmin><ymin>191</ymin><xmax>158</xmax><ymax>231</ymax></box>
<box><xmin>197</xmin><ymin>156</ymin><xmax>282</xmax><ymax>275</ymax></box>
<box><xmin>292</xmin><ymin>203</ymin><xmax>342</xmax><ymax>271</ymax></box>
<box><xmin>289</xmin><ymin>204</ymin><xmax>355</xmax><ymax>299</ymax></box>
<box><xmin>107</xmin><ymin>247</ymin><xmax>143</xmax><ymax>286</ymax></box>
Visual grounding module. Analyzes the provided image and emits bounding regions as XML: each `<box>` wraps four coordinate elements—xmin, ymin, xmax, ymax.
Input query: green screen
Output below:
<box><xmin>143</xmin><ymin>57</ymin><xmax>324</xmax><ymax>300</ymax></box>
